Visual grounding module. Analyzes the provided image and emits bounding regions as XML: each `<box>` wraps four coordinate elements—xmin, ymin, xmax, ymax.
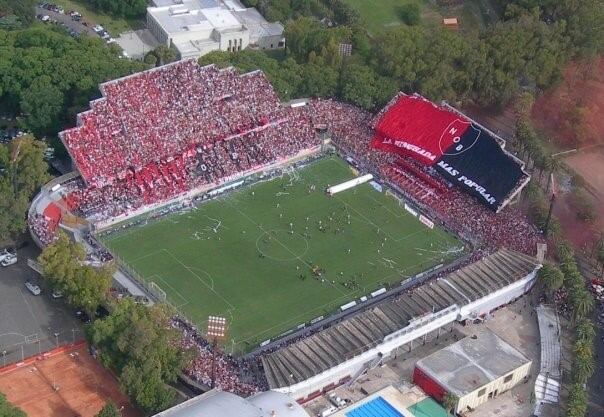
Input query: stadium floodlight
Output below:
<box><xmin>207</xmin><ymin>316</ymin><xmax>228</xmax><ymax>388</ymax></box>
<box><xmin>207</xmin><ymin>316</ymin><xmax>227</xmax><ymax>339</ymax></box>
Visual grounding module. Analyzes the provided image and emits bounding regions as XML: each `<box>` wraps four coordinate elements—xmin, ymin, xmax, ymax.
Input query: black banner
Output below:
<box><xmin>434</xmin><ymin>125</ymin><xmax>525</xmax><ymax>210</ymax></box>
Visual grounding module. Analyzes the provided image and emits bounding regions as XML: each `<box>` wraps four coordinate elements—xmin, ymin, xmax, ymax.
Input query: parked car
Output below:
<box><xmin>75</xmin><ymin>310</ymin><xmax>91</xmax><ymax>323</ymax></box>
<box><xmin>1</xmin><ymin>255</ymin><xmax>17</xmax><ymax>267</ymax></box>
<box><xmin>25</xmin><ymin>281</ymin><xmax>41</xmax><ymax>296</ymax></box>
<box><xmin>0</xmin><ymin>249</ymin><xmax>15</xmax><ymax>262</ymax></box>
<box><xmin>51</xmin><ymin>290</ymin><xmax>63</xmax><ymax>299</ymax></box>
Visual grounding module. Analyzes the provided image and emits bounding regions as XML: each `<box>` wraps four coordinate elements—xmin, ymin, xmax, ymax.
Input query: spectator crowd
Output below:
<box><xmin>170</xmin><ymin>317</ymin><xmax>268</xmax><ymax>396</ymax></box>
<box><xmin>28</xmin><ymin>64</ymin><xmax>547</xmax><ymax>397</ymax></box>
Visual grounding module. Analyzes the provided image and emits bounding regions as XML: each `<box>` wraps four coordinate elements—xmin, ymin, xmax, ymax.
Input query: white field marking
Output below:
<box><xmin>255</xmin><ymin>230</ymin><xmax>309</xmax><ymax>262</ymax></box>
<box><xmin>155</xmin><ymin>275</ymin><xmax>190</xmax><ymax>308</ymax></box>
<box><xmin>186</xmin><ymin>266</ymin><xmax>216</xmax><ymax>290</ymax></box>
<box><xmin>367</xmin><ymin>194</ymin><xmax>404</xmax><ymax>219</ymax></box>
<box><xmin>129</xmin><ymin>248</ymin><xmax>169</xmax><ymax>265</ymax></box>
<box><xmin>225</xmin><ymin>200</ymin><xmax>348</xmax><ymax>297</ymax></box>
<box><xmin>163</xmin><ymin>249</ymin><xmax>235</xmax><ymax>309</ymax></box>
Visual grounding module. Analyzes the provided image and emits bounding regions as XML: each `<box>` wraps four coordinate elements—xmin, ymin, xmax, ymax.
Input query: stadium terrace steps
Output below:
<box><xmin>262</xmin><ymin>249</ymin><xmax>540</xmax><ymax>389</ymax></box>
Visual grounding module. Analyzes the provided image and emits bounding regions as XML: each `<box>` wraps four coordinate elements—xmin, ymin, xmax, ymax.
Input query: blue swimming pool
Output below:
<box><xmin>345</xmin><ymin>396</ymin><xmax>404</xmax><ymax>417</ymax></box>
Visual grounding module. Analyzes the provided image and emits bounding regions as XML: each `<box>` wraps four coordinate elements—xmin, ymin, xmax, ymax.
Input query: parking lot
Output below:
<box><xmin>0</xmin><ymin>242</ymin><xmax>82</xmax><ymax>367</ymax></box>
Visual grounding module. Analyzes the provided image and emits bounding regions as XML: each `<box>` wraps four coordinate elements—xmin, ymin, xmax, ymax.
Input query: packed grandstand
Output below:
<box><xmin>28</xmin><ymin>59</ymin><xmax>545</xmax><ymax>400</ymax></box>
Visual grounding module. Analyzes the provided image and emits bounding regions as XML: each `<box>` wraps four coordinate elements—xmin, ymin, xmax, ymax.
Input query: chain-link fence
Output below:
<box><xmin>0</xmin><ymin>328</ymin><xmax>83</xmax><ymax>368</ymax></box>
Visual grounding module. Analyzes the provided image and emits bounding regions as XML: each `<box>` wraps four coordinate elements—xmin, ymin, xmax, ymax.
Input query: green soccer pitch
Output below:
<box><xmin>101</xmin><ymin>157</ymin><xmax>462</xmax><ymax>353</ymax></box>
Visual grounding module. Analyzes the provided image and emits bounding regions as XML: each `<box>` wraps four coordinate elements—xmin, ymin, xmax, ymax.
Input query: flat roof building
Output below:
<box><xmin>413</xmin><ymin>329</ymin><xmax>532</xmax><ymax>414</ymax></box>
<box><xmin>147</xmin><ymin>0</ymin><xmax>284</xmax><ymax>59</ymax></box>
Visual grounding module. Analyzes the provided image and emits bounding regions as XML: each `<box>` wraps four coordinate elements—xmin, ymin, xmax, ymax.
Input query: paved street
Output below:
<box><xmin>0</xmin><ymin>241</ymin><xmax>82</xmax><ymax>367</ymax></box>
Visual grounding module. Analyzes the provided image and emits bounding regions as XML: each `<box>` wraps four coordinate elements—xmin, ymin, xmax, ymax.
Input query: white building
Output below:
<box><xmin>414</xmin><ymin>329</ymin><xmax>532</xmax><ymax>414</ymax></box>
<box><xmin>147</xmin><ymin>0</ymin><xmax>284</xmax><ymax>59</ymax></box>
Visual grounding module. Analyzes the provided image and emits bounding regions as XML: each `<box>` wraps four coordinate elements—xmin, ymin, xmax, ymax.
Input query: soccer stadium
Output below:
<box><xmin>28</xmin><ymin>59</ymin><xmax>545</xmax><ymax>400</ymax></box>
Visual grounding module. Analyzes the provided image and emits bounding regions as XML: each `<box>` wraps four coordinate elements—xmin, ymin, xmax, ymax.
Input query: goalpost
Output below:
<box><xmin>148</xmin><ymin>281</ymin><xmax>167</xmax><ymax>302</ymax></box>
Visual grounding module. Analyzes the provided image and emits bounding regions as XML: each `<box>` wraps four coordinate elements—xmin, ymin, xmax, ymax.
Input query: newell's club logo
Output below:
<box><xmin>438</xmin><ymin>120</ymin><xmax>480</xmax><ymax>156</ymax></box>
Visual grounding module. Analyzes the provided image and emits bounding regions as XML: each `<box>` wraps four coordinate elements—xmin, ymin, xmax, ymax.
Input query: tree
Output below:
<box><xmin>38</xmin><ymin>232</ymin><xmax>112</xmax><ymax>314</ymax></box>
<box><xmin>144</xmin><ymin>45</ymin><xmax>177</xmax><ymax>68</ymax></box>
<box><xmin>299</xmin><ymin>64</ymin><xmax>339</xmax><ymax>97</ymax></box>
<box><xmin>0</xmin><ymin>26</ymin><xmax>146</xmax><ymax>137</ymax></box>
<box><xmin>571</xmin><ymin>349</ymin><xmax>595</xmax><ymax>384</ymax></box>
<box><xmin>0</xmin><ymin>135</ymin><xmax>49</xmax><ymax>243</ymax></box>
<box><xmin>537</xmin><ymin>263</ymin><xmax>564</xmax><ymax>299</ymax></box>
<box><xmin>0</xmin><ymin>392</ymin><xmax>26</xmax><ymax>417</ymax></box>
<box><xmin>442</xmin><ymin>392</ymin><xmax>458</xmax><ymax>416</ymax></box>
<box><xmin>0</xmin><ymin>0</ymin><xmax>36</xmax><ymax>27</ymax></box>
<box><xmin>96</xmin><ymin>402</ymin><xmax>121</xmax><ymax>417</ymax></box>
<box><xmin>339</xmin><ymin>63</ymin><xmax>396</xmax><ymax>110</ymax></box>
<box><xmin>566</xmin><ymin>383</ymin><xmax>588</xmax><ymax>417</ymax></box>
<box><xmin>87</xmin><ymin>300</ymin><xmax>189</xmax><ymax>413</ymax></box>
<box><xmin>399</xmin><ymin>3</ymin><xmax>421</xmax><ymax>26</ymax></box>
<box><xmin>20</xmin><ymin>75</ymin><xmax>64</xmax><ymax>136</ymax></box>
<box><xmin>575</xmin><ymin>318</ymin><xmax>595</xmax><ymax>343</ymax></box>
<box><xmin>568</xmin><ymin>287</ymin><xmax>594</xmax><ymax>321</ymax></box>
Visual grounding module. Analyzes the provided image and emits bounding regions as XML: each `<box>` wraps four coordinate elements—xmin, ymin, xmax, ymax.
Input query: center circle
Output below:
<box><xmin>256</xmin><ymin>229</ymin><xmax>309</xmax><ymax>261</ymax></box>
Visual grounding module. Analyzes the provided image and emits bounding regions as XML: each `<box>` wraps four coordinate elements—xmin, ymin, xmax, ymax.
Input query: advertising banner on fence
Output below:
<box><xmin>404</xmin><ymin>203</ymin><xmax>418</xmax><ymax>217</ymax></box>
<box><xmin>419</xmin><ymin>214</ymin><xmax>435</xmax><ymax>229</ymax></box>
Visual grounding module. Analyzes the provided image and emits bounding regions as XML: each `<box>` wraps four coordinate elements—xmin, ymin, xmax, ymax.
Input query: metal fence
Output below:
<box><xmin>0</xmin><ymin>328</ymin><xmax>83</xmax><ymax>368</ymax></box>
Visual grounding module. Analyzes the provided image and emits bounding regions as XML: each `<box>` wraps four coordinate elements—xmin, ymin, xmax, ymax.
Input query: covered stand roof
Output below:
<box><xmin>262</xmin><ymin>249</ymin><xmax>539</xmax><ymax>388</ymax></box>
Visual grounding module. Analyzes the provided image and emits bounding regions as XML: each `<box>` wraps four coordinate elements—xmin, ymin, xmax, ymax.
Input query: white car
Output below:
<box><xmin>1</xmin><ymin>255</ymin><xmax>17</xmax><ymax>266</ymax></box>
<box><xmin>25</xmin><ymin>282</ymin><xmax>41</xmax><ymax>296</ymax></box>
<box><xmin>0</xmin><ymin>249</ymin><xmax>14</xmax><ymax>262</ymax></box>
<box><xmin>51</xmin><ymin>290</ymin><xmax>63</xmax><ymax>299</ymax></box>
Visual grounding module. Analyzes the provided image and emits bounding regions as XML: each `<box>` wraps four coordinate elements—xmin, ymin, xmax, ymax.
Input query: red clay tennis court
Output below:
<box><xmin>0</xmin><ymin>342</ymin><xmax>140</xmax><ymax>417</ymax></box>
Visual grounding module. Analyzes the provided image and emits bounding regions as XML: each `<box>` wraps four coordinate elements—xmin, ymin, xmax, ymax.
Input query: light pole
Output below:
<box><xmin>206</xmin><ymin>316</ymin><xmax>227</xmax><ymax>389</ymax></box>
<box><xmin>1</xmin><ymin>350</ymin><xmax>6</xmax><ymax>367</ymax></box>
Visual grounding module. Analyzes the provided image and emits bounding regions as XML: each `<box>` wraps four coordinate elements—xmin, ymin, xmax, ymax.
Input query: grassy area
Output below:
<box><xmin>52</xmin><ymin>0</ymin><xmax>144</xmax><ymax>36</ymax></box>
<box><xmin>342</xmin><ymin>0</ymin><xmax>501</xmax><ymax>34</ymax></box>
<box><xmin>342</xmin><ymin>0</ymin><xmax>425</xmax><ymax>33</ymax></box>
<box><xmin>102</xmin><ymin>157</ymin><xmax>461</xmax><ymax>353</ymax></box>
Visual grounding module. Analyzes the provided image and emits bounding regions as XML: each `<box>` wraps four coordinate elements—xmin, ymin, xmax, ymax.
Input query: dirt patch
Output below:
<box><xmin>0</xmin><ymin>344</ymin><xmax>140</xmax><ymax>417</ymax></box>
<box><xmin>532</xmin><ymin>57</ymin><xmax>604</xmax><ymax>149</ymax></box>
<box><xmin>553</xmin><ymin>148</ymin><xmax>604</xmax><ymax>249</ymax></box>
